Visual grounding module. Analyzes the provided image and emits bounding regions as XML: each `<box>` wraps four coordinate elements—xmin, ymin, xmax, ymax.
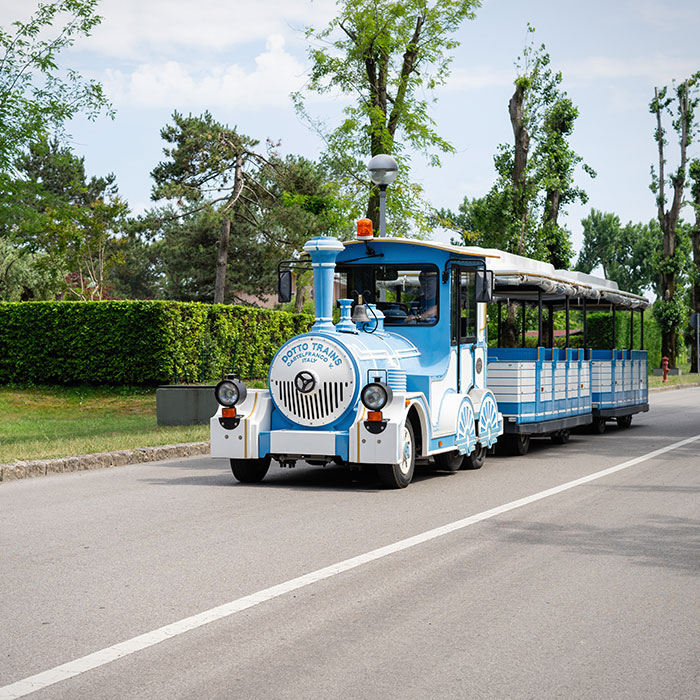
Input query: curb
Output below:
<box><xmin>649</xmin><ymin>382</ymin><xmax>700</xmax><ymax>393</ymax></box>
<box><xmin>0</xmin><ymin>441</ymin><xmax>210</xmax><ymax>484</ymax></box>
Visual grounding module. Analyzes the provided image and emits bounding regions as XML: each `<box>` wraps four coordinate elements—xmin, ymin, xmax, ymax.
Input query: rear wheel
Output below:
<box><xmin>377</xmin><ymin>422</ymin><xmax>415</xmax><ymax>489</ymax></box>
<box><xmin>230</xmin><ymin>456</ymin><xmax>271</xmax><ymax>484</ymax></box>
<box><xmin>616</xmin><ymin>415</ymin><xmax>633</xmax><ymax>429</ymax></box>
<box><xmin>462</xmin><ymin>445</ymin><xmax>486</xmax><ymax>470</ymax></box>
<box><xmin>505</xmin><ymin>433</ymin><xmax>530</xmax><ymax>456</ymax></box>
<box><xmin>433</xmin><ymin>450</ymin><xmax>463</xmax><ymax>472</ymax></box>
<box><xmin>551</xmin><ymin>429</ymin><xmax>570</xmax><ymax>444</ymax></box>
<box><xmin>591</xmin><ymin>418</ymin><xmax>606</xmax><ymax>434</ymax></box>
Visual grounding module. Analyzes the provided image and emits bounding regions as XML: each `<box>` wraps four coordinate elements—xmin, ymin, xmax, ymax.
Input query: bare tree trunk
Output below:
<box><xmin>500</xmin><ymin>81</ymin><xmax>532</xmax><ymax>347</ymax></box>
<box><xmin>214</xmin><ymin>218</ymin><xmax>230</xmax><ymax>304</ymax></box>
<box><xmin>691</xmin><ymin>192</ymin><xmax>700</xmax><ymax>373</ymax></box>
<box><xmin>502</xmin><ymin>303</ymin><xmax>520</xmax><ymax>347</ymax></box>
<box><xmin>654</xmin><ymin>83</ymin><xmax>690</xmax><ymax>367</ymax></box>
<box><xmin>509</xmin><ymin>81</ymin><xmax>530</xmax><ymax>257</ymax></box>
<box><xmin>294</xmin><ymin>285</ymin><xmax>306</xmax><ymax>313</ymax></box>
<box><xmin>367</xmin><ymin>186</ymin><xmax>380</xmax><ymax>233</ymax></box>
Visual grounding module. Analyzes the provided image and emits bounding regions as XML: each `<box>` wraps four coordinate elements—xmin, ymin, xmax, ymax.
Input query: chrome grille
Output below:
<box><xmin>272</xmin><ymin>379</ymin><xmax>350</xmax><ymax>425</ymax></box>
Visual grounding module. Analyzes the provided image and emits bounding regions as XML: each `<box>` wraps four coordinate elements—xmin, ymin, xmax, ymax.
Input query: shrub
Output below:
<box><xmin>0</xmin><ymin>301</ymin><xmax>312</xmax><ymax>385</ymax></box>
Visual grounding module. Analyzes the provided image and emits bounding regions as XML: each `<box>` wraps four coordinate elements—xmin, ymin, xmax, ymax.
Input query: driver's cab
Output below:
<box><xmin>333</xmin><ymin>239</ymin><xmax>492</xmax><ymax>396</ymax></box>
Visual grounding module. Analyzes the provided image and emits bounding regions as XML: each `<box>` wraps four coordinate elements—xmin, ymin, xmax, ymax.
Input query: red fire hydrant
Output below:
<box><xmin>661</xmin><ymin>356</ymin><xmax>669</xmax><ymax>383</ymax></box>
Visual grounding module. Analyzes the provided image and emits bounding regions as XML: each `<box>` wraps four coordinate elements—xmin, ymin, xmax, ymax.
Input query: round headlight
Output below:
<box><xmin>215</xmin><ymin>378</ymin><xmax>247</xmax><ymax>407</ymax></box>
<box><xmin>361</xmin><ymin>382</ymin><xmax>392</xmax><ymax>411</ymax></box>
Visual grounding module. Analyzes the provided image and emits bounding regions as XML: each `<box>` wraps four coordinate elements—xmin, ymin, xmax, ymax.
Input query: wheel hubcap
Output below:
<box><xmin>399</xmin><ymin>426</ymin><xmax>412</xmax><ymax>475</ymax></box>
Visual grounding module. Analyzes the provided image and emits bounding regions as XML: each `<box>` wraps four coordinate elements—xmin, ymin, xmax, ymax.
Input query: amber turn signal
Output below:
<box><xmin>221</xmin><ymin>407</ymin><xmax>237</xmax><ymax>418</ymax></box>
<box><xmin>367</xmin><ymin>411</ymin><xmax>383</xmax><ymax>421</ymax></box>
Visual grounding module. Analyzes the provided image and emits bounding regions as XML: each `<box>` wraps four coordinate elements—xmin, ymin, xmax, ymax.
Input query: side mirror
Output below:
<box><xmin>475</xmin><ymin>269</ymin><xmax>494</xmax><ymax>303</ymax></box>
<box><xmin>278</xmin><ymin>270</ymin><xmax>292</xmax><ymax>304</ymax></box>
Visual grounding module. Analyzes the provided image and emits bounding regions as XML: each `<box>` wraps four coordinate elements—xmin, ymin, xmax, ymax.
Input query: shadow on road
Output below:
<box><xmin>487</xmin><ymin>513</ymin><xmax>700</xmax><ymax>576</ymax></box>
<box><xmin>141</xmin><ymin>459</ymin><xmax>457</xmax><ymax>493</ymax></box>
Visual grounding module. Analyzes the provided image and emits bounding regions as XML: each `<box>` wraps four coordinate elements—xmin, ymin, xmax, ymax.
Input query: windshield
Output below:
<box><xmin>335</xmin><ymin>264</ymin><xmax>439</xmax><ymax>326</ymax></box>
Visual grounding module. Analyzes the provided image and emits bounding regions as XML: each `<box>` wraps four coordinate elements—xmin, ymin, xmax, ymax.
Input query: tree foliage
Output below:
<box><xmin>295</xmin><ymin>0</ymin><xmax>481</xmax><ymax>233</ymax></box>
<box><xmin>2</xmin><ymin>137</ymin><xmax>129</xmax><ymax>300</ymax></box>
<box><xmin>147</xmin><ymin>112</ymin><xmax>354</xmax><ymax>305</ymax></box>
<box><xmin>576</xmin><ymin>209</ymin><xmax>659</xmax><ymax>296</ymax></box>
<box><xmin>149</xmin><ymin>111</ymin><xmax>270</xmax><ymax>303</ymax></box>
<box><xmin>0</xmin><ymin>0</ymin><xmax>112</xmax><ymax>172</ymax></box>
<box><xmin>441</xmin><ymin>32</ymin><xmax>593</xmax><ymax>269</ymax></box>
<box><xmin>649</xmin><ymin>73</ymin><xmax>700</xmax><ymax>365</ymax></box>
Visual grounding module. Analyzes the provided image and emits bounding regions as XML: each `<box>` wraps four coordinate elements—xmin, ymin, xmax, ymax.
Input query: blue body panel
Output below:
<box><xmin>487</xmin><ymin>347</ymin><xmax>592</xmax><ymax>424</ymax></box>
<box><xmin>591</xmin><ymin>349</ymin><xmax>648</xmax><ymax>409</ymax></box>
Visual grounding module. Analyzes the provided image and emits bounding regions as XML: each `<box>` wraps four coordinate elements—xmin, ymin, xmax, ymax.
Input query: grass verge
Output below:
<box><xmin>648</xmin><ymin>361</ymin><xmax>700</xmax><ymax>389</ymax></box>
<box><xmin>0</xmin><ymin>386</ymin><xmax>208</xmax><ymax>464</ymax></box>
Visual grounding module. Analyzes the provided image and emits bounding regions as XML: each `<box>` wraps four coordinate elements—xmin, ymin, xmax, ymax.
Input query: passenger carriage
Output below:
<box><xmin>484</xmin><ymin>249</ymin><xmax>649</xmax><ymax>454</ymax></box>
<box><xmin>210</xmin><ymin>225</ymin><xmax>649</xmax><ymax>488</ymax></box>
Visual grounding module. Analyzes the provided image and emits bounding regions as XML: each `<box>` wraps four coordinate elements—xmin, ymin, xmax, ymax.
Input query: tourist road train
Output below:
<box><xmin>210</xmin><ymin>225</ymin><xmax>649</xmax><ymax>488</ymax></box>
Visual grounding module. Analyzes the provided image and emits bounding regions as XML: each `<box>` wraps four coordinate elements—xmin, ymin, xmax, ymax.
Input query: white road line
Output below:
<box><xmin>2</xmin><ymin>433</ymin><xmax>699</xmax><ymax>699</ymax></box>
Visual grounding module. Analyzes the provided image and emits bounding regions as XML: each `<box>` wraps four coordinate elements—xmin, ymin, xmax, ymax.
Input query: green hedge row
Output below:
<box><xmin>0</xmin><ymin>301</ymin><xmax>313</xmax><ymax>385</ymax></box>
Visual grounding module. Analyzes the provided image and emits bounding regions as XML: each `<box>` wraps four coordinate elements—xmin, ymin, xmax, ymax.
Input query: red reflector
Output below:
<box><xmin>367</xmin><ymin>411</ymin><xmax>383</xmax><ymax>421</ymax></box>
<box><xmin>222</xmin><ymin>407</ymin><xmax>237</xmax><ymax>418</ymax></box>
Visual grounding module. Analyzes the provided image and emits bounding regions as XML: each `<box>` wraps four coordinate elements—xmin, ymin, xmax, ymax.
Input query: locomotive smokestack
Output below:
<box><xmin>303</xmin><ymin>236</ymin><xmax>344</xmax><ymax>331</ymax></box>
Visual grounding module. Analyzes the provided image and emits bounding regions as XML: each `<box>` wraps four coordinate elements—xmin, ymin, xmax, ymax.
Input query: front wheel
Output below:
<box><xmin>462</xmin><ymin>445</ymin><xmax>486</xmax><ymax>470</ymax></box>
<box><xmin>230</xmin><ymin>456</ymin><xmax>271</xmax><ymax>484</ymax></box>
<box><xmin>377</xmin><ymin>421</ymin><xmax>415</xmax><ymax>489</ymax></box>
<box><xmin>433</xmin><ymin>450</ymin><xmax>463</xmax><ymax>472</ymax></box>
<box><xmin>504</xmin><ymin>433</ymin><xmax>530</xmax><ymax>456</ymax></box>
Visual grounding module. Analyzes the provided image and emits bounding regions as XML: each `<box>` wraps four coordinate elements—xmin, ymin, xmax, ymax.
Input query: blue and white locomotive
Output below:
<box><xmin>210</xmin><ymin>224</ymin><xmax>649</xmax><ymax>488</ymax></box>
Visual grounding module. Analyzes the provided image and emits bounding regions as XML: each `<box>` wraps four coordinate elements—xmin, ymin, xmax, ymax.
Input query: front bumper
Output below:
<box><xmin>210</xmin><ymin>390</ymin><xmax>406</xmax><ymax>465</ymax></box>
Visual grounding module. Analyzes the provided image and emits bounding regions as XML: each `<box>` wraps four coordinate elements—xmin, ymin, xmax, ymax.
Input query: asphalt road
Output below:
<box><xmin>1</xmin><ymin>388</ymin><xmax>699</xmax><ymax>700</ymax></box>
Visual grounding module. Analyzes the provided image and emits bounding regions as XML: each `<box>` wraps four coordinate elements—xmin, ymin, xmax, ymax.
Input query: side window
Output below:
<box><xmin>452</xmin><ymin>269</ymin><xmax>477</xmax><ymax>344</ymax></box>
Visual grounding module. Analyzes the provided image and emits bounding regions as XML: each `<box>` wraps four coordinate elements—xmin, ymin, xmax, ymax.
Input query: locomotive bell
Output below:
<box><xmin>351</xmin><ymin>304</ymin><xmax>371</xmax><ymax>324</ymax></box>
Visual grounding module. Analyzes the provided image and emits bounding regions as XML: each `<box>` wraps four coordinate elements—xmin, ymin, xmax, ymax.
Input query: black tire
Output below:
<box><xmin>505</xmin><ymin>433</ymin><xmax>530</xmax><ymax>456</ymax></box>
<box><xmin>551</xmin><ymin>429</ymin><xmax>570</xmax><ymax>445</ymax></box>
<box><xmin>377</xmin><ymin>421</ymin><xmax>415</xmax><ymax>489</ymax></box>
<box><xmin>616</xmin><ymin>415</ymin><xmax>633</xmax><ymax>429</ymax></box>
<box><xmin>230</xmin><ymin>456</ymin><xmax>271</xmax><ymax>484</ymax></box>
<box><xmin>433</xmin><ymin>450</ymin><xmax>464</xmax><ymax>472</ymax></box>
<box><xmin>591</xmin><ymin>418</ymin><xmax>606</xmax><ymax>434</ymax></box>
<box><xmin>462</xmin><ymin>444</ymin><xmax>486</xmax><ymax>470</ymax></box>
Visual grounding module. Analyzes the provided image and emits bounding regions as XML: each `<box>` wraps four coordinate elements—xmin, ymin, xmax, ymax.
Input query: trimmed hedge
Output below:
<box><xmin>0</xmin><ymin>301</ymin><xmax>313</xmax><ymax>385</ymax></box>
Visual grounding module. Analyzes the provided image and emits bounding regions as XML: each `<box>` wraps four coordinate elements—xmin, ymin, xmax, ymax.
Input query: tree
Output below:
<box><xmin>440</xmin><ymin>33</ymin><xmax>593</xmax><ymax>346</ymax></box>
<box><xmin>150</xmin><ymin>111</ymin><xmax>268</xmax><ymax>303</ymax></box>
<box><xmin>0</xmin><ymin>0</ymin><xmax>112</xmax><ymax>172</ymax></box>
<box><xmin>7</xmin><ymin>136</ymin><xmax>129</xmax><ymax>300</ymax></box>
<box><xmin>148</xmin><ymin>153</ymin><xmax>353</xmax><ymax>307</ymax></box>
<box><xmin>149</xmin><ymin>112</ymin><xmax>355</xmax><ymax>305</ymax></box>
<box><xmin>442</xmin><ymin>34</ymin><xmax>592</xmax><ymax>264</ymax></box>
<box><xmin>296</xmin><ymin>0</ymin><xmax>481</xmax><ymax>232</ymax></box>
<box><xmin>0</xmin><ymin>237</ymin><xmax>63</xmax><ymax>300</ymax></box>
<box><xmin>576</xmin><ymin>209</ymin><xmax>658</xmax><ymax>296</ymax></box>
<box><xmin>649</xmin><ymin>74</ymin><xmax>699</xmax><ymax>366</ymax></box>
<box><xmin>688</xmin><ymin>159</ymin><xmax>700</xmax><ymax>372</ymax></box>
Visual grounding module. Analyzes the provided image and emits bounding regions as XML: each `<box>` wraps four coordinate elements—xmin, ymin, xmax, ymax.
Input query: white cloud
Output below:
<box><xmin>78</xmin><ymin>0</ymin><xmax>336</xmax><ymax>60</ymax></box>
<box><xmin>562</xmin><ymin>55</ymin><xmax>699</xmax><ymax>86</ymax></box>
<box><xmin>103</xmin><ymin>35</ymin><xmax>306</xmax><ymax>109</ymax></box>
<box><xmin>447</xmin><ymin>66</ymin><xmax>514</xmax><ymax>91</ymax></box>
<box><xmin>634</xmin><ymin>0</ymin><xmax>700</xmax><ymax>32</ymax></box>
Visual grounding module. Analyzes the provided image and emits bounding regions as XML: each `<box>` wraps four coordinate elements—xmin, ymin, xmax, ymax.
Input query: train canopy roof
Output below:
<box><xmin>343</xmin><ymin>237</ymin><xmax>650</xmax><ymax>310</ymax></box>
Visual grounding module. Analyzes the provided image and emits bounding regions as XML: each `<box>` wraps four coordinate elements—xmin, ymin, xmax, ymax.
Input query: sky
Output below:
<box><xmin>3</xmin><ymin>0</ymin><xmax>700</xmax><ymax>254</ymax></box>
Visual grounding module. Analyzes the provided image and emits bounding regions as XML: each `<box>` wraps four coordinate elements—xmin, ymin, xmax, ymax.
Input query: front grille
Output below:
<box><xmin>268</xmin><ymin>335</ymin><xmax>356</xmax><ymax>427</ymax></box>
<box><xmin>273</xmin><ymin>380</ymin><xmax>348</xmax><ymax>422</ymax></box>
